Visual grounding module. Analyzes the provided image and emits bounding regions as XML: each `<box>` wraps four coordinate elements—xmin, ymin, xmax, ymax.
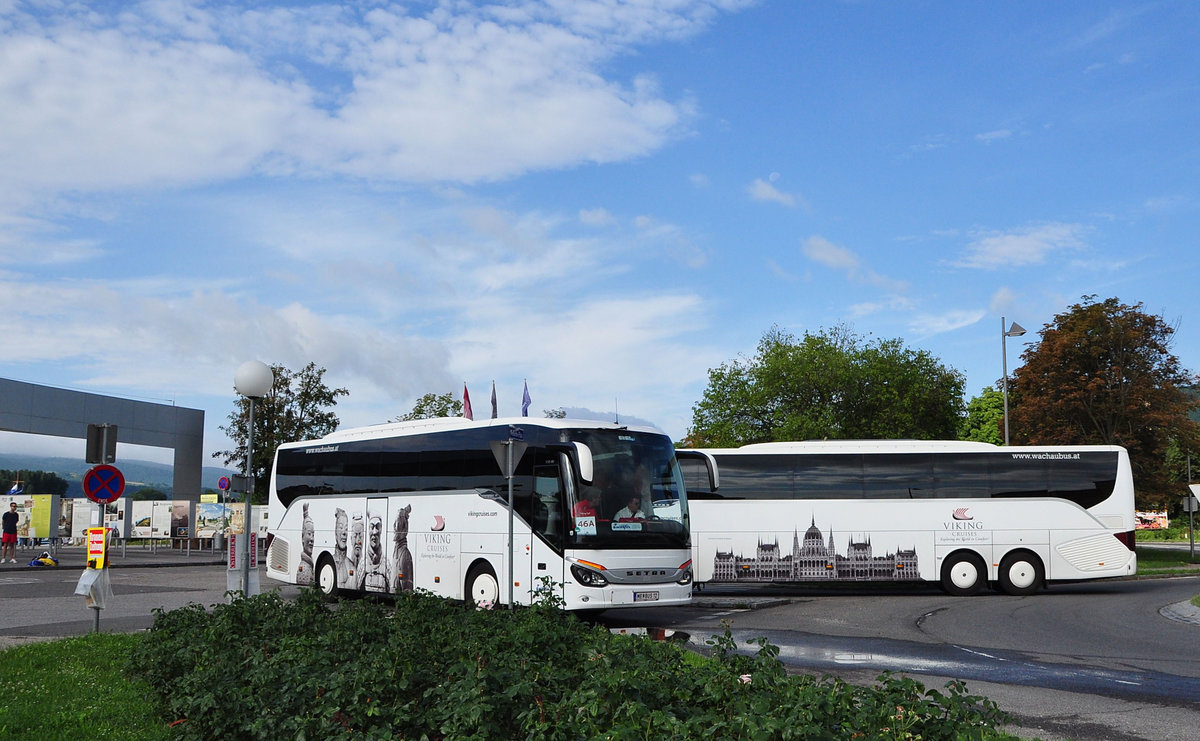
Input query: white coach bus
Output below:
<box><xmin>678</xmin><ymin>440</ymin><xmax>1137</xmax><ymax>596</ymax></box>
<box><xmin>265</xmin><ymin>417</ymin><xmax>711</xmax><ymax>611</ymax></box>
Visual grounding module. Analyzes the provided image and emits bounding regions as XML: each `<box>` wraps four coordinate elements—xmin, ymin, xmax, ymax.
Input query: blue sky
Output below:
<box><xmin>2</xmin><ymin>1</ymin><xmax>1198</xmax><ymax>464</ymax></box>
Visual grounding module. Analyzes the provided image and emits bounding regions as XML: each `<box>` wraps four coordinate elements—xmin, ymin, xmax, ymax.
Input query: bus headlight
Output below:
<box><xmin>676</xmin><ymin>559</ymin><xmax>693</xmax><ymax>585</ymax></box>
<box><xmin>570</xmin><ymin>564</ymin><xmax>608</xmax><ymax>587</ymax></box>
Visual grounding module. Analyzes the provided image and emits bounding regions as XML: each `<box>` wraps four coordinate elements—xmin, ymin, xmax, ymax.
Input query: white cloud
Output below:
<box><xmin>989</xmin><ymin>287</ymin><xmax>1020</xmax><ymax>315</ymax></box>
<box><xmin>579</xmin><ymin>207</ymin><xmax>617</xmax><ymax>226</ymax></box>
<box><xmin>953</xmin><ymin>223</ymin><xmax>1089</xmax><ymax>270</ymax></box>
<box><xmin>848</xmin><ymin>296</ymin><xmax>915</xmax><ymax>319</ymax></box>
<box><xmin>975</xmin><ymin>129</ymin><xmax>1012</xmax><ymax>144</ymax></box>
<box><xmin>747</xmin><ymin>177</ymin><xmax>802</xmax><ymax>208</ymax></box>
<box><xmin>802</xmin><ymin>235</ymin><xmax>908</xmax><ymax>292</ymax></box>
<box><xmin>450</xmin><ymin>291</ymin><xmax>718</xmax><ymax>436</ymax></box>
<box><xmin>908</xmin><ymin>309</ymin><xmax>986</xmax><ymax>336</ymax></box>
<box><xmin>766</xmin><ymin>258</ymin><xmax>800</xmax><ymax>282</ymax></box>
<box><xmin>0</xmin><ymin>2</ymin><xmax>738</xmax><ymax>199</ymax></box>
<box><xmin>803</xmin><ymin>235</ymin><xmax>859</xmax><ymax>271</ymax></box>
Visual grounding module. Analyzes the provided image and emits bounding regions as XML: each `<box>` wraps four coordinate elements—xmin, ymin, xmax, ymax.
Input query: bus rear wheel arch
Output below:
<box><xmin>997</xmin><ymin>550</ymin><xmax>1044</xmax><ymax>596</ymax></box>
<box><xmin>465</xmin><ymin>561</ymin><xmax>500</xmax><ymax>608</ymax></box>
<box><xmin>315</xmin><ymin>555</ymin><xmax>339</xmax><ymax>599</ymax></box>
<box><xmin>940</xmin><ymin>550</ymin><xmax>988</xmax><ymax>596</ymax></box>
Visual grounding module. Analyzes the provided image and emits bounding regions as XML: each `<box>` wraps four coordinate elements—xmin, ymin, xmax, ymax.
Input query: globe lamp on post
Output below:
<box><xmin>1001</xmin><ymin>318</ymin><xmax>1026</xmax><ymax>446</ymax></box>
<box><xmin>234</xmin><ymin>360</ymin><xmax>274</xmax><ymax>595</ymax></box>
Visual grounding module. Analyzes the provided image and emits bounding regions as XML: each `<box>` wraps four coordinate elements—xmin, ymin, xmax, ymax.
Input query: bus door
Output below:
<box><xmin>362</xmin><ymin>497</ymin><xmax>391</xmax><ymax>593</ymax></box>
<box><xmin>527</xmin><ymin>461</ymin><xmax>566</xmax><ymax>604</ymax></box>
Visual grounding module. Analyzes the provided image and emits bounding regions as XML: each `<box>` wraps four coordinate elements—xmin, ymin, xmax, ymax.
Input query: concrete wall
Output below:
<box><xmin>0</xmin><ymin>378</ymin><xmax>205</xmax><ymax>500</ymax></box>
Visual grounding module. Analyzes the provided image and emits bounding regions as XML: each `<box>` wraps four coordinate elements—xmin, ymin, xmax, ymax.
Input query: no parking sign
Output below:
<box><xmin>83</xmin><ymin>465</ymin><xmax>125</xmax><ymax>504</ymax></box>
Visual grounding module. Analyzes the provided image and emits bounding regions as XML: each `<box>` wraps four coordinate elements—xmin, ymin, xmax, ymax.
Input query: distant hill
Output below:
<box><xmin>0</xmin><ymin>453</ymin><xmax>236</xmax><ymax>497</ymax></box>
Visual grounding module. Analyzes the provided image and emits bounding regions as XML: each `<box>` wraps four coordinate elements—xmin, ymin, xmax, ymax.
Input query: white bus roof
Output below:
<box><xmin>283</xmin><ymin>416</ymin><xmax>665</xmax><ymax>448</ymax></box>
<box><xmin>693</xmin><ymin>440</ymin><xmax>1123</xmax><ymax>454</ymax></box>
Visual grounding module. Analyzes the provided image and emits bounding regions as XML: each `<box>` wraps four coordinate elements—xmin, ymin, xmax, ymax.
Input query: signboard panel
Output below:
<box><xmin>87</xmin><ymin>527</ymin><xmax>108</xmax><ymax>569</ymax></box>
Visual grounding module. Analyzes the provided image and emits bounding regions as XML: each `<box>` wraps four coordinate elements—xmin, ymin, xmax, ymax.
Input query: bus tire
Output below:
<box><xmin>466</xmin><ymin>562</ymin><xmax>500</xmax><ymax>608</ymax></box>
<box><xmin>998</xmin><ymin>551</ymin><xmax>1044</xmax><ymax>596</ymax></box>
<box><xmin>940</xmin><ymin>551</ymin><xmax>987</xmax><ymax>596</ymax></box>
<box><xmin>316</xmin><ymin>556</ymin><xmax>339</xmax><ymax>599</ymax></box>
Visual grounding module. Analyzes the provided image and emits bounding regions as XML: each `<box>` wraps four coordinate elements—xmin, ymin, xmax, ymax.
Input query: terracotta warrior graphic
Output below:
<box><xmin>362</xmin><ymin>508</ymin><xmax>389</xmax><ymax>592</ymax></box>
<box><xmin>392</xmin><ymin>504</ymin><xmax>414</xmax><ymax>593</ymax></box>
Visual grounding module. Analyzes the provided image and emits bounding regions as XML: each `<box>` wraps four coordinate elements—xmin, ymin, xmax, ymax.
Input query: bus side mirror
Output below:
<box><xmin>547</xmin><ymin>442</ymin><xmax>593</xmax><ymax>485</ymax></box>
<box><xmin>573</xmin><ymin>442</ymin><xmax>593</xmax><ymax>485</ymax></box>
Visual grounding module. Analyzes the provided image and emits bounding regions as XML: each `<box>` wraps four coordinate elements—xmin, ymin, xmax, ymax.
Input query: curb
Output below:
<box><xmin>1160</xmin><ymin>600</ymin><xmax>1200</xmax><ymax>626</ymax></box>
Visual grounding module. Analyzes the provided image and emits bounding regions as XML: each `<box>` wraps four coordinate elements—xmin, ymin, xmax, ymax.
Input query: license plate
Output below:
<box><xmin>633</xmin><ymin>591</ymin><xmax>659</xmax><ymax>602</ymax></box>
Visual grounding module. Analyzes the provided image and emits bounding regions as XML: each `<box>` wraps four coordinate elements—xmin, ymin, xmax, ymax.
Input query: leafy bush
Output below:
<box><xmin>129</xmin><ymin>589</ymin><xmax>1012</xmax><ymax>739</ymax></box>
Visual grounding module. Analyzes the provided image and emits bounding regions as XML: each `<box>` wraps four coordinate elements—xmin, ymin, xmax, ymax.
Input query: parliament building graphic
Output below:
<box><xmin>712</xmin><ymin>516</ymin><xmax>921</xmax><ymax>582</ymax></box>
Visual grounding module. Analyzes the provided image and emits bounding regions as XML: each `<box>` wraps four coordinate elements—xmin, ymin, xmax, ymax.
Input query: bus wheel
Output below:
<box><xmin>466</xmin><ymin>563</ymin><xmax>500</xmax><ymax>608</ymax></box>
<box><xmin>941</xmin><ymin>551</ymin><xmax>987</xmax><ymax>596</ymax></box>
<box><xmin>316</xmin><ymin>556</ymin><xmax>339</xmax><ymax>599</ymax></box>
<box><xmin>998</xmin><ymin>551</ymin><xmax>1044</xmax><ymax>596</ymax></box>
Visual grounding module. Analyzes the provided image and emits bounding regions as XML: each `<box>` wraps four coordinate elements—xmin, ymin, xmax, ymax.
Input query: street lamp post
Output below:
<box><xmin>234</xmin><ymin>360</ymin><xmax>274</xmax><ymax>595</ymax></box>
<box><xmin>1001</xmin><ymin>317</ymin><xmax>1027</xmax><ymax>446</ymax></box>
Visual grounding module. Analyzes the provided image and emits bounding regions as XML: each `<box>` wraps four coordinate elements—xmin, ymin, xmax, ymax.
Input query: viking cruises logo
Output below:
<box><xmin>430</xmin><ymin>515</ymin><xmax>446</xmax><ymax>532</ymax></box>
<box><xmin>944</xmin><ymin>507</ymin><xmax>983</xmax><ymax>530</ymax></box>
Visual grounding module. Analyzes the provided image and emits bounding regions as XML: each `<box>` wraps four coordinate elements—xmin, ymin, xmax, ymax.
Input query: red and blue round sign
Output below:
<box><xmin>218</xmin><ymin>476</ymin><xmax>231</xmax><ymax>491</ymax></box>
<box><xmin>83</xmin><ymin>464</ymin><xmax>125</xmax><ymax>504</ymax></box>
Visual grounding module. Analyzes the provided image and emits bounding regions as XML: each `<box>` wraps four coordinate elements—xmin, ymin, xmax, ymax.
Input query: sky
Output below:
<box><xmin>2</xmin><ymin>0</ymin><xmax>1199</xmax><ymax>466</ymax></box>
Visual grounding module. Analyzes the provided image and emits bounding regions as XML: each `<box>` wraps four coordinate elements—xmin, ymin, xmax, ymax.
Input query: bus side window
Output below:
<box><xmin>532</xmin><ymin>464</ymin><xmax>563</xmax><ymax>547</ymax></box>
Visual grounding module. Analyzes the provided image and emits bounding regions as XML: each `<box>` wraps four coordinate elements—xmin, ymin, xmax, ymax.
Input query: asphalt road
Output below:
<box><xmin>0</xmin><ymin>545</ymin><xmax>297</xmax><ymax>641</ymax></box>
<box><xmin>4</xmin><ymin>547</ymin><xmax>1200</xmax><ymax>741</ymax></box>
<box><xmin>604</xmin><ymin>577</ymin><xmax>1200</xmax><ymax>741</ymax></box>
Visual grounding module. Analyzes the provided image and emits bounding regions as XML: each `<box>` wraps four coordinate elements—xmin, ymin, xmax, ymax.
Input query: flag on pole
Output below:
<box><xmin>490</xmin><ymin>381</ymin><xmax>498</xmax><ymax>419</ymax></box>
<box><xmin>463</xmin><ymin>383</ymin><xmax>473</xmax><ymax>420</ymax></box>
<box><xmin>6</xmin><ymin>483</ymin><xmax>22</xmax><ymax>496</ymax></box>
<box><xmin>521</xmin><ymin>380</ymin><xmax>531</xmax><ymax>417</ymax></box>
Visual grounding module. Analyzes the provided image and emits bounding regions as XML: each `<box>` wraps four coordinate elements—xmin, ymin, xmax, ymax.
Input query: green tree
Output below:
<box><xmin>687</xmin><ymin>325</ymin><xmax>965</xmax><ymax>446</ymax></box>
<box><xmin>959</xmin><ymin>387</ymin><xmax>1005</xmax><ymax>444</ymax></box>
<box><xmin>129</xmin><ymin>487</ymin><xmax>168</xmax><ymax>501</ymax></box>
<box><xmin>215</xmin><ymin>362</ymin><xmax>349</xmax><ymax>503</ymax></box>
<box><xmin>1009</xmin><ymin>296</ymin><xmax>1200</xmax><ymax>507</ymax></box>
<box><xmin>394</xmin><ymin>392</ymin><xmax>463</xmax><ymax>421</ymax></box>
<box><xmin>1</xmin><ymin>470</ymin><xmax>69</xmax><ymax>497</ymax></box>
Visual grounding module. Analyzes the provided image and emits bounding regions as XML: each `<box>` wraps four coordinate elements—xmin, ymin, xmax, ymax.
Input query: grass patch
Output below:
<box><xmin>1136</xmin><ymin>545</ymin><xmax>1200</xmax><ymax>575</ymax></box>
<box><xmin>0</xmin><ymin>633</ymin><xmax>169</xmax><ymax>740</ymax></box>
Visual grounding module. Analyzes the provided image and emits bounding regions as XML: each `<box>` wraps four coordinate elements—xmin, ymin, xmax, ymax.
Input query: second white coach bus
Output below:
<box><xmin>265</xmin><ymin>417</ymin><xmax>712</xmax><ymax>611</ymax></box>
<box><xmin>678</xmin><ymin>440</ymin><xmax>1137</xmax><ymax>596</ymax></box>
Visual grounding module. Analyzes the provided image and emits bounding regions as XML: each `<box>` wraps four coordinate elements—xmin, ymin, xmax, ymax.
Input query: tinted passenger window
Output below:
<box><xmin>932</xmin><ymin>455</ymin><xmax>991</xmax><ymax>499</ymax></box>
<box><xmin>679</xmin><ymin>457</ymin><xmax>715</xmax><ymax>497</ymax></box>
<box><xmin>989</xmin><ymin>454</ymin><xmax>1050</xmax><ymax>498</ymax></box>
<box><xmin>718</xmin><ymin>454</ymin><xmax>794</xmax><ymax>500</ymax></box>
<box><xmin>1044</xmin><ymin>452</ymin><xmax>1117</xmax><ymax>508</ymax></box>
<box><xmin>861</xmin><ymin>454</ymin><xmax>934</xmax><ymax>499</ymax></box>
<box><xmin>792</xmin><ymin>455</ymin><xmax>864</xmax><ymax>499</ymax></box>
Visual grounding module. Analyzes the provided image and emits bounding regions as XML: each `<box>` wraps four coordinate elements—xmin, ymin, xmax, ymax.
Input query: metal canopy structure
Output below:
<box><xmin>0</xmin><ymin>378</ymin><xmax>204</xmax><ymax>500</ymax></box>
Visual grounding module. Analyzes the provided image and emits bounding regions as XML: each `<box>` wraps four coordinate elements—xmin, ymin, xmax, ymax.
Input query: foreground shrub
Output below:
<box><xmin>129</xmin><ymin>589</ymin><xmax>1011</xmax><ymax>739</ymax></box>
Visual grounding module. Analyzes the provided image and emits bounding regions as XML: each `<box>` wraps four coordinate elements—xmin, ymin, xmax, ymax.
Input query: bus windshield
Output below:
<box><xmin>566</xmin><ymin>429</ymin><xmax>689</xmax><ymax>549</ymax></box>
